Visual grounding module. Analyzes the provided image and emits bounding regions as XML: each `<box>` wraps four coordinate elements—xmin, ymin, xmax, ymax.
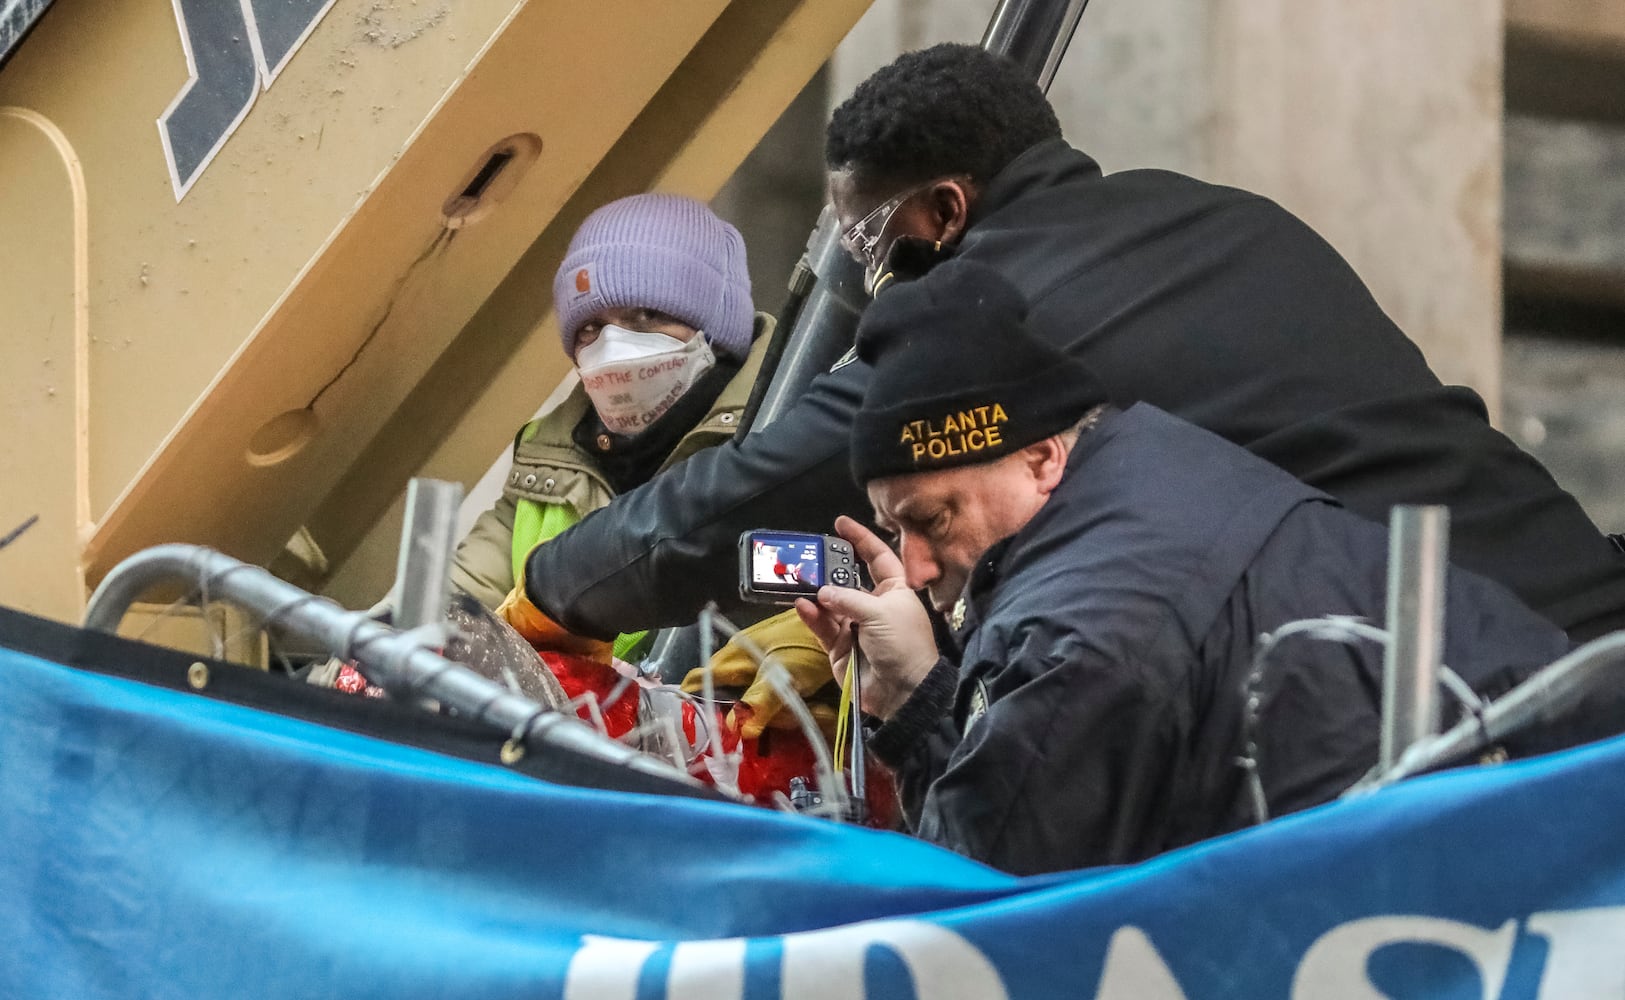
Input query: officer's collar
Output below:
<box><xmin>966</xmin><ymin>138</ymin><xmax>1104</xmax><ymax>230</ymax></box>
<box><xmin>952</xmin><ymin>404</ymin><xmax>1121</xmax><ymax>634</ymax></box>
<box><xmin>955</xmin><ymin>536</ymin><xmax>1017</xmax><ymax>635</ymax></box>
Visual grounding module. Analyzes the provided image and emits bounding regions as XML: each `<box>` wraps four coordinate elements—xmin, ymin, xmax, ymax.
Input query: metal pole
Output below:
<box><xmin>1379</xmin><ymin>505</ymin><xmax>1450</xmax><ymax>772</ymax></box>
<box><xmin>747</xmin><ymin>207</ymin><xmax>867</xmax><ymax>429</ymax></box>
<box><xmin>1366</xmin><ymin>629</ymin><xmax>1625</xmax><ymax>790</ymax></box>
<box><xmin>980</xmin><ymin>0</ymin><xmax>1093</xmax><ymax>92</ymax></box>
<box><xmin>393</xmin><ymin>478</ymin><xmax>463</xmax><ymax>631</ymax></box>
<box><xmin>84</xmin><ymin>544</ymin><xmax>696</xmax><ymax>785</ymax></box>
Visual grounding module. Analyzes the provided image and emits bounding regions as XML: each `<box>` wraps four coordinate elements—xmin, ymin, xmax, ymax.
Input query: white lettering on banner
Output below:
<box><xmin>559</xmin><ymin>906</ymin><xmax>1625</xmax><ymax>999</ymax></box>
<box><xmin>1293</xmin><ymin>916</ymin><xmax>1517</xmax><ymax>1000</ymax></box>
<box><xmin>560</xmin><ymin>919</ymin><xmax>1007</xmax><ymax>1000</ymax></box>
<box><xmin>1527</xmin><ymin>907</ymin><xmax>1625</xmax><ymax>997</ymax></box>
<box><xmin>1093</xmin><ymin>927</ymin><xmax>1187</xmax><ymax>999</ymax></box>
<box><xmin>667</xmin><ymin>937</ymin><xmax>748</xmax><ymax>1000</ymax></box>
<box><xmin>562</xmin><ymin>936</ymin><xmax>660</xmax><ymax>1000</ymax></box>
<box><xmin>780</xmin><ymin>919</ymin><xmax>1009</xmax><ymax>1000</ymax></box>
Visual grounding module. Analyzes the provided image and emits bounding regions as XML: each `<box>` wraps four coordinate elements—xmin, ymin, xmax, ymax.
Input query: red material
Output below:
<box><xmin>527</xmin><ymin>656</ymin><xmax>900</xmax><ymax>827</ymax></box>
<box><xmin>331</xmin><ymin>646</ymin><xmax>896</xmax><ymax>824</ymax></box>
<box><xmin>724</xmin><ymin>705</ymin><xmax>900</xmax><ymax>829</ymax></box>
<box><xmin>347</xmin><ymin>646</ymin><xmax>903</xmax><ymax>828</ymax></box>
<box><xmin>538</xmin><ymin>650</ymin><xmax>640</xmax><ymax>739</ymax></box>
<box><xmin>334</xmin><ymin>664</ymin><xmax>385</xmax><ymax>698</ymax></box>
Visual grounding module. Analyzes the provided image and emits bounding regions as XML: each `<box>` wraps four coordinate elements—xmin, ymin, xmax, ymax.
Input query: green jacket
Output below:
<box><xmin>450</xmin><ymin>314</ymin><xmax>774</xmax><ymax>616</ymax></box>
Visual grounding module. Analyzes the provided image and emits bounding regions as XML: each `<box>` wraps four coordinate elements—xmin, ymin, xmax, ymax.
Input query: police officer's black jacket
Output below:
<box><xmin>866</xmin><ymin>404</ymin><xmax>1572</xmax><ymax>876</ymax></box>
<box><xmin>526</xmin><ymin>138</ymin><xmax>1625</xmax><ymax>642</ymax></box>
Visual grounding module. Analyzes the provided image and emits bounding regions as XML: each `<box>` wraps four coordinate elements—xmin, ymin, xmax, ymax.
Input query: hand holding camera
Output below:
<box><xmin>738</xmin><ymin>529</ymin><xmax>863</xmax><ymax>605</ymax></box>
<box><xmin>789</xmin><ymin>516</ymin><xmax>940</xmax><ymax>720</ymax></box>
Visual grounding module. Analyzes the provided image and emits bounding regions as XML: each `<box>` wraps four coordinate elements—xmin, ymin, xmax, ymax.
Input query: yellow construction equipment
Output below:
<box><xmin>0</xmin><ymin>0</ymin><xmax>870</xmax><ymax>627</ymax></box>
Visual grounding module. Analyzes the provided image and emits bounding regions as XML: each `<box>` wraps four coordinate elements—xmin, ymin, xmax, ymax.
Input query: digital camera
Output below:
<box><xmin>737</xmin><ymin>530</ymin><xmax>861</xmax><ymax>605</ymax></box>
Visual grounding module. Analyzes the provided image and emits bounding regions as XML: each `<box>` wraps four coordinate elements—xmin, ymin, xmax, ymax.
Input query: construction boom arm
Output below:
<box><xmin>0</xmin><ymin>0</ymin><xmax>870</xmax><ymax>624</ymax></box>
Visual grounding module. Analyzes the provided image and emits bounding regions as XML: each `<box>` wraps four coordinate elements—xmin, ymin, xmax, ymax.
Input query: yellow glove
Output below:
<box><xmin>683</xmin><ymin>610</ymin><xmax>839</xmax><ymax>740</ymax></box>
<box><xmin>496</xmin><ymin>578</ymin><xmax>613</xmax><ymax>664</ymax></box>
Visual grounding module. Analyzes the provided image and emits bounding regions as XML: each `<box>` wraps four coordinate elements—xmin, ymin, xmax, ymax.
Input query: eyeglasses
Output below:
<box><xmin>838</xmin><ymin>179</ymin><xmax>945</xmax><ymax>271</ymax></box>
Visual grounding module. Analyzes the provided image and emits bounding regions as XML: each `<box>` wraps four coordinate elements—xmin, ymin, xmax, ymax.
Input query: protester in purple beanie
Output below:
<box><xmin>450</xmin><ymin>193</ymin><xmax>769</xmax><ymax>619</ymax></box>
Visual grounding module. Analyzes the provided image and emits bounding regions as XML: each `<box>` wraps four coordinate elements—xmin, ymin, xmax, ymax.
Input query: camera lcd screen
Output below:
<box><xmin>748</xmin><ymin>531</ymin><xmax>824</xmax><ymax>592</ymax></box>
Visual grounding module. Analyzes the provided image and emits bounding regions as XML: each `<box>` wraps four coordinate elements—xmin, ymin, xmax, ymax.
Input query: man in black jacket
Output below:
<box><xmin>520</xmin><ymin>43</ymin><xmax>1625</xmax><ymax>645</ymax></box>
<box><xmin>795</xmin><ymin>262</ymin><xmax>1574</xmax><ymax>876</ymax></box>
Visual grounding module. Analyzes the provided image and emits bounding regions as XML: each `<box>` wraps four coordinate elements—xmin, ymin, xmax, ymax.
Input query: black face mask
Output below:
<box><xmin>869</xmin><ymin>236</ymin><xmax>958</xmax><ymax>297</ymax></box>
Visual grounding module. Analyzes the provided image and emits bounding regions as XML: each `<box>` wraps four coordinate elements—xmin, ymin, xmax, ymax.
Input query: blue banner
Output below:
<box><xmin>4</xmin><ymin>642</ymin><xmax>1624</xmax><ymax>999</ymax></box>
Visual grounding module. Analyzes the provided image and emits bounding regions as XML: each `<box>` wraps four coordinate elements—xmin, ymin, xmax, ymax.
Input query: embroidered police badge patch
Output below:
<box><xmin>964</xmin><ymin>680</ymin><xmax>990</xmax><ymax>737</ymax></box>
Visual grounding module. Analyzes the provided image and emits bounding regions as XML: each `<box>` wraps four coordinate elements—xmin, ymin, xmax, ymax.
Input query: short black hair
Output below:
<box><xmin>825</xmin><ymin>43</ymin><xmax>1062</xmax><ymax>193</ymax></box>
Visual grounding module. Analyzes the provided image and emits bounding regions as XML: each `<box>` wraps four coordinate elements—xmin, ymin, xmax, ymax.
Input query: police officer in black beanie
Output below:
<box><xmin>795</xmin><ymin>260</ymin><xmax>1577</xmax><ymax>877</ymax></box>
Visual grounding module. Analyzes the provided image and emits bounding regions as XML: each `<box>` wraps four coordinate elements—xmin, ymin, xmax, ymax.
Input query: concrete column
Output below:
<box><xmin>1206</xmin><ymin>1</ymin><xmax>1502</xmax><ymax>404</ymax></box>
<box><xmin>831</xmin><ymin>0</ymin><xmax>1504</xmax><ymax>405</ymax></box>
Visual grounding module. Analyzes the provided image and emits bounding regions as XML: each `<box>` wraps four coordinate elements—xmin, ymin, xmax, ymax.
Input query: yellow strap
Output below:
<box><xmin>833</xmin><ymin>647</ymin><xmax>857</xmax><ymax>773</ymax></box>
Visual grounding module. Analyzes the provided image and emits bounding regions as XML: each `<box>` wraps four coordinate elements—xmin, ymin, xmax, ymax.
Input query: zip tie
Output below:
<box><xmin>1438</xmin><ymin>665</ymin><xmax>1492</xmax><ymax>757</ymax></box>
<box><xmin>1241</xmin><ymin>615</ymin><xmax>1390</xmax><ymax>823</ymax></box>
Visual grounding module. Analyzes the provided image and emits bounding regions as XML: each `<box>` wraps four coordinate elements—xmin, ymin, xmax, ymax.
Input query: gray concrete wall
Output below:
<box><xmin>1503</xmin><ymin>334</ymin><xmax>1625</xmax><ymax>532</ymax></box>
<box><xmin>1506</xmin><ymin>115</ymin><xmax>1625</xmax><ymax>271</ymax></box>
<box><xmin>1502</xmin><ymin>114</ymin><xmax>1625</xmax><ymax>532</ymax></box>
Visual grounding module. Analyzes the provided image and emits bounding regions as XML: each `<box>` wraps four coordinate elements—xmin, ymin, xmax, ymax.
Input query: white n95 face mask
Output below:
<box><xmin>575</xmin><ymin>323</ymin><xmax>716</xmax><ymax>436</ymax></box>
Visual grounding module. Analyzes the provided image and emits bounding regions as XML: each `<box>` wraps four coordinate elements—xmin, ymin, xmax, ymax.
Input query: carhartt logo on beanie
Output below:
<box><xmin>553</xmin><ymin>193</ymin><xmax>753</xmax><ymax>361</ymax></box>
<box><xmin>850</xmin><ymin>260</ymin><xmax>1109</xmax><ymax>485</ymax></box>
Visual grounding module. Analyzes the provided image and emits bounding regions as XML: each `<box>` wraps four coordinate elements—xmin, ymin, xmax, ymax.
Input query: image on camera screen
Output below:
<box><xmin>750</xmin><ymin>533</ymin><xmax>823</xmax><ymax>590</ymax></box>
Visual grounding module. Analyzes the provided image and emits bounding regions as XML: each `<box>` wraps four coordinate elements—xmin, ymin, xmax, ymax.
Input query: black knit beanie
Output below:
<box><xmin>850</xmin><ymin>260</ymin><xmax>1108</xmax><ymax>485</ymax></box>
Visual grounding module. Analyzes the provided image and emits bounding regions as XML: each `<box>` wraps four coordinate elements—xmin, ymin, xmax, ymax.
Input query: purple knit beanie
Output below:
<box><xmin>553</xmin><ymin>193</ymin><xmax>754</xmax><ymax>361</ymax></box>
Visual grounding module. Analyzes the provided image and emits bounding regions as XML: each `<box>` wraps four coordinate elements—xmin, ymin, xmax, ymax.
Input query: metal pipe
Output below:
<box><xmin>980</xmin><ymin>0</ymin><xmax>1093</xmax><ymax>93</ymax></box>
<box><xmin>1378</xmin><ymin>505</ymin><xmax>1450</xmax><ymax>772</ymax></box>
<box><xmin>734</xmin><ymin>255</ymin><xmax>817</xmax><ymax>435</ymax></box>
<box><xmin>83</xmin><ymin>544</ymin><xmax>695</xmax><ymax>785</ymax></box>
<box><xmin>1364</xmin><ymin>629</ymin><xmax>1625</xmax><ymax>790</ymax></box>
<box><xmin>393</xmin><ymin>478</ymin><xmax>463</xmax><ymax>631</ymax></box>
<box><xmin>746</xmin><ymin>206</ymin><xmax>867</xmax><ymax>429</ymax></box>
